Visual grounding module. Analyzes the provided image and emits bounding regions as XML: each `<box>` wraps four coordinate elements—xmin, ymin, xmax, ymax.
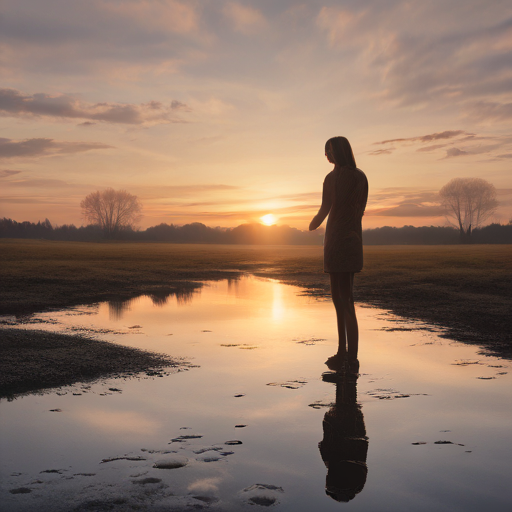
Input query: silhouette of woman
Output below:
<box><xmin>319</xmin><ymin>371</ymin><xmax>369</xmax><ymax>502</ymax></box>
<box><xmin>309</xmin><ymin>137</ymin><xmax>368</xmax><ymax>372</ymax></box>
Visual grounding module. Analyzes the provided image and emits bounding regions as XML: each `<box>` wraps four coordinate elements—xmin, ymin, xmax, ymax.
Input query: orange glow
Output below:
<box><xmin>260</xmin><ymin>213</ymin><xmax>277</xmax><ymax>226</ymax></box>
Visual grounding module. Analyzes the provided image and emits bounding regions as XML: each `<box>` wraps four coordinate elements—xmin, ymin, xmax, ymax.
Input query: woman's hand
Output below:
<box><xmin>310</xmin><ymin>173</ymin><xmax>333</xmax><ymax>230</ymax></box>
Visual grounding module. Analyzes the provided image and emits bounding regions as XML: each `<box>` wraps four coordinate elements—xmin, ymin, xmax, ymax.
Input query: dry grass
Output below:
<box><xmin>1</xmin><ymin>239</ymin><xmax>511</xmax><ymax>356</ymax></box>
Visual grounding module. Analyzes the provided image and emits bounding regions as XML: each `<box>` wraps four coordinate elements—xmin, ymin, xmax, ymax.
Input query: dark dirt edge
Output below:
<box><xmin>0</xmin><ymin>328</ymin><xmax>193</xmax><ymax>400</ymax></box>
<box><xmin>1</xmin><ymin>269</ymin><xmax>510</xmax><ymax>399</ymax></box>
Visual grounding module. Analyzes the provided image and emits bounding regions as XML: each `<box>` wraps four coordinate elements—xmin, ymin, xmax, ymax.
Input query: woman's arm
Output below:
<box><xmin>309</xmin><ymin>175</ymin><xmax>333</xmax><ymax>231</ymax></box>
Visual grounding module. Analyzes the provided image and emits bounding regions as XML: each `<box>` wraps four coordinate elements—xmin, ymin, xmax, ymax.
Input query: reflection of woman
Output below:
<box><xmin>319</xmin><ymin>372</ymin><xmax>368</xmax><ymax>502</ymax></box>
<box><xmin>309</xmin><ymin>137</ymin><xmax>368</xmax><ymax>371</ymax></box>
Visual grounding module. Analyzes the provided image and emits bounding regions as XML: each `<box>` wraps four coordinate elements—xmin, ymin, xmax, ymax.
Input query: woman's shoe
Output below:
<box><xmin>325</xmin><ymin>353</ymin><xmax>346</xmax><ymax>372</ymax></box>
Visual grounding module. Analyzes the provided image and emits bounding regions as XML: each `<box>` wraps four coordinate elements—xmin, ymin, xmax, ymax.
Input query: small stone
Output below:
<box><xmin>225</xmin><ymin>440</ymin><xmax>242</xmax><ymax>445</ymax></box>
<box><xmin>249</xmin><ymin>496</ymin><xmax>276</xmax><ymax>506</ymax></box>
<box><xmin>153</xmin><ymin>455</ymin><xmax>188</xmax><ymax>469</ymax></box>
<box><xmin>196</xmin><ymin>453</ymin><xmax>222</xmax><ymax>462</ymax></box>
<box><xmin>132</xmin><ymin>477</ymin><xmax>162</xmax><ymax>485</ymax></box>
<box><xmin>170</xmin><ymin>434</ymin><xmax>203</xmax><ymax>442</ymax></box>
<box><xmin>9</xmin><ymin>488</ymin><xmax>32</xmax><ymax>494</ymax></box>
<box><xmin>100</xmin><ymin>456</ymin><xmax>145</xmax><ymax>464</ymax></box>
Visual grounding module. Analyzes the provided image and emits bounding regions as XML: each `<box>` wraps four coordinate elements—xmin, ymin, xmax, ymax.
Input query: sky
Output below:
<box><xmin>1</xmin><ymin>0</ymin><xmax>511</xmax><ymax>230</ymax></box>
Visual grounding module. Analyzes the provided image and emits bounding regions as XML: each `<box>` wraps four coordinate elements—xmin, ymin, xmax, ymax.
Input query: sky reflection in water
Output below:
<box><xmin>1</xmin><ymin>276</ymin><xmax>511</xmax><ymax>511</ymax></box>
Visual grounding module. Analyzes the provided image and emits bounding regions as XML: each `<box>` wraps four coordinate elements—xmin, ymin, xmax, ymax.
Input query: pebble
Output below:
<box><xmin>153</xmin><ymin>455</ymin><xmax>188</xmax><ymax>469</ymax></box>
<box><xmin>9</xmin><ymin>487</ymin><xmax>32</xmax><ymax>494</ymax></box>
<box><xmin>240</xmin><ymin>483</ymin><xmax>284</xmax><ymax>507</ymax></box>
<box><xmin>132</xmin><ymin>477</ymin><xmax>162</xmax><ymax>485</ymax></box>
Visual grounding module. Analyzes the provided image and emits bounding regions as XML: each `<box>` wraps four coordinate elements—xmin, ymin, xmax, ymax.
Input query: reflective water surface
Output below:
<box><xmin>1</xmin><ymin>276</ymin><xmax>511</xmax><ymax>511</ymax></box>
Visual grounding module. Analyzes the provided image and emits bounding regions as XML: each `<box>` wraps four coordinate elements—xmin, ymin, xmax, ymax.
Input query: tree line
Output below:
<box><xmin>1</xmin><ymin>217</ymin><xmax>510</xmax><ymax>244</ymax></box>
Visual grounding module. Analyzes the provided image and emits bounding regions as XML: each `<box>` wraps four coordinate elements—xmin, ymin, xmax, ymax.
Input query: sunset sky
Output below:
<box><xmin>1</xmin><ymin>0</ymin><xmax>511</xmax><ymax>230</ymax></box>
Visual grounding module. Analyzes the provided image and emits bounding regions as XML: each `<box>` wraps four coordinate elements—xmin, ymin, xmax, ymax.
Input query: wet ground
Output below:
<box><xmin>1</xmin><ymin>276</ymin><xmax>511</xmax><ymax>511</ymax></box>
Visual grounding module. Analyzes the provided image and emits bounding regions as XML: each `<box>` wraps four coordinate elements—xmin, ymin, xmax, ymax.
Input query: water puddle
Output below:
<box><xmin>1</xmin><ymin>276</ymin><xmax>511</xmax><ymax>511</ymax></box>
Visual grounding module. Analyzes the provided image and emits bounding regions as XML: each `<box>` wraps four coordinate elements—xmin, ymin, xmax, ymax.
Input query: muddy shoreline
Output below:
<box><xmin>0</xmin><ymin>329</ymin><xmax>187</xmax><ymax>399</ymax></box>
<box><xmin>1</xmin><ymin>241</ymin><xmax>510</xmax><ymax>390</ymax></box>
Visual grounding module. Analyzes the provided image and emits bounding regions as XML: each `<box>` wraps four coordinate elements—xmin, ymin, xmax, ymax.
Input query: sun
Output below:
<box><xmin>260</xmin><ymin>213</ymin><xmax>277</xmax><ymax>226</ymax></box>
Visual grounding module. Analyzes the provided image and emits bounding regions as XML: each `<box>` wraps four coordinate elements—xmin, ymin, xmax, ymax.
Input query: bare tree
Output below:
<box><xmin>81</xmin><ymin>188</ymin><xmax>142</xmax><ymax>238</ymax></box>
<box><xmin>439</xmin><ymin>178</ymin><xmax>498</xmax><ymax>242</ymax></box>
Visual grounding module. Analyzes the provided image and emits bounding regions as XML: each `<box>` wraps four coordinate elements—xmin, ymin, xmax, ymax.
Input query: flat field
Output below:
<box><xmin>1</xmin><ymin>239</ymin><xmax>511</xmax><ymax>357</ymax></box>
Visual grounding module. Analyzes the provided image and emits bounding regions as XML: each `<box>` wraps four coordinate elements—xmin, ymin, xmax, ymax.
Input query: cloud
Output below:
<box><xmin>0</xmin><ymin>0</ymin><xmax>211</xmax><ymax>81</ymax></box>
<box><xmin>374</xmin><ymin>130</ymin><xmax>469</xmax><ymax>146</ymax></box>
<box><xmin>468</xmin><ymin>101</ymin><xmax>512</xmax><ymax>121</ymax></box>
<box><xmin>223</xmin><ymin>2</ymin><xmax>266</xmax><ymax>34</ymax></box>
<box><xmin>100</xmin><ymin>0</ymin><xmax>199</xmax><ymax>34</ymax></box>
<box><xmin>0</xmin><ymin>169</ymin><xmax>22</xmax><ymax>178</ymax></box>
<box><xmin>314</xmin><ymin>2</ymin><xmax>512</xmax><ymax>117</ymax></box>
<box><xmin>445</xmin><ymin>147</ymin><xmax>468</xmax><ymax>158</ymax></box>
<box><xmin>1</xmin><ymin>178</ymin><xmax>80</xmax><ymax>188</ymax></box>
<box><xmin>0</xmin><ymin>88</ymin><xmax>191</xmax><ymax>125</ymax></box>
<box><xmin>0</xmin><ymin>137</ymin><xmax>113</xmax><ymax>158</ymax></box>
<box><xmin>365</xmin><ymin>188</ymin><xmax>444</xmax><ymax>217</ymax></box>
<box><xmin>496</xmin><ymin>153</ymin><xmax>512</xmax><ymax>159</ymax></box>
<box><xmin>368</xmin><ymin>188</ymin><xmax>440</xmax><ymax>205</ymax></box>
<box><xmin>316</xmin><ymin>7</ymin><xmax>361</xmax><ymax>46</ymax></box>
<box><xmin>372</xmin><ymin>130</ymin><xmax>512</xmax><ymax>159</ymax></box>
<box><xmin>416</xmin><ymin>144</ymin><xmax>449</xmax><ymax>152</ymax></box>
<box><xmin>369</xmin><ymin>148</ymin><xmax>395</xmax><ymax>156</ymax></box>
<box><xmin>366</xmin><ymin>203</ymin><xmax>445</xmax><ymax>217</ymax></box>
<box><xmin>136</xmin><ymin>184</ymin><xmax>239</xmax><ymax>200</ymax></box>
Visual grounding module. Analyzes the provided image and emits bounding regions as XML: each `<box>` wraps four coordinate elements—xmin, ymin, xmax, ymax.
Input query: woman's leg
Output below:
<box><xmin>330</xmin><ymin>272</ymin><xmax>358</xmax><ymax>361</ymax></box>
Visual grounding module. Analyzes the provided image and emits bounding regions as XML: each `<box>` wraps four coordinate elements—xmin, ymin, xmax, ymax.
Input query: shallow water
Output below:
<box><xmin>1</xmin><ymin>276</ymin><xmax>511</xmax><ymax>511</ymax></box>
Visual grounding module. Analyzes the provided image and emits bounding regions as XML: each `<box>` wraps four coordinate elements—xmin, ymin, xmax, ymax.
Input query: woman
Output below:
<box><xmin>309</xmin><ymin>137</ymin><xmax>368</xmax><ymax>372</ymax></box>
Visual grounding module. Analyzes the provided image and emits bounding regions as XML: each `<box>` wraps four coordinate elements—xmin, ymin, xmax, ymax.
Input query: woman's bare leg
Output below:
<box><xmin>329</xmin><ymin>272</ymin><xmax>358</xmax><ymax>361</ymax></box>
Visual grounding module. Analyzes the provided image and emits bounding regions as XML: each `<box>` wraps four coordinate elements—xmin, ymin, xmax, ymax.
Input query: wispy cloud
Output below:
<box><xmin>0</xmin><ymin>89</ymin><xmax>191</xmax><ymax>125</ymax></box>
<box><xmin>368</xmin><ymin>148</ymin><xmax>395</xmax><ymax>156</ymax></box>
<box><xmin>223</xmin><ymin>2</ymin><xmax>266</xmax><ymax>34</ymax></box>
<box><xmin>467</xmin><ymin>101</ymin><xmax>512</xmax><ymax>122</ymax></box>
<box><xmin>374</xmin><ymin>130</ymin><xmax>469</xmax><ymax>146</ymax></box>
<box><xmin>136</xmin><ymin>184</ymin><xmax>239</xmax><ymax>200</ymax></box>
<box><xmin>0</xmin><ymin>138</ymin><xmax>113</xmax><ymax>158</ymax></box>
<box><xmin>445</xmin><ymin>147</ymin><xmax>468</xmax><ymax>158</ymax></box>
<box><xmin>366</xmin><ymin>188</ymin><xmax>444</xmax><ymax>217</ymax></box>
<box><xmin>366</xmin><ymin>203</ymin><xmax>445</xmax><ymax>217</ymax></box>
<box><xmin>371</xmin><ymin>129</ymin><xmax>512</xmax><ymax>160</ymax></box>
<box><xmin>316</xmin><ymin>6</ymin><xmax>364</xmax><ymax>47</ymax></box>
<box><xmin>0</xmin><ymin>169</ymin><xmax>22</xmax><ymax>178</ymax></box>
<box><xmin>99</xmin><ymin>0</ymin><xmax>200</xmax><ymax>34</ymax></box>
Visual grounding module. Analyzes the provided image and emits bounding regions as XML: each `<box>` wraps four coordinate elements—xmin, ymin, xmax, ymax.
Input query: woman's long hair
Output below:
<box><xmin>326</xmin><ymin>137</ymin><xmax>356</xmax><ymax>168</ymax></box>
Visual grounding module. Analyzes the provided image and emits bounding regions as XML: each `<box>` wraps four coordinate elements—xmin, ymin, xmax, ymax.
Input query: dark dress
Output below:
<box><xmin>323</xmin><ymin>166</ymin><xmax>368</xmax><ymax>273</ymax></box>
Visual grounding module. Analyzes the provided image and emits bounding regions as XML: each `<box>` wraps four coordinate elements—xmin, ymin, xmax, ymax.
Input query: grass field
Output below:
<box><xmin>1</xmin><ymin>239</ymin><xmax>511</xmax><ymax>357</ymax></box>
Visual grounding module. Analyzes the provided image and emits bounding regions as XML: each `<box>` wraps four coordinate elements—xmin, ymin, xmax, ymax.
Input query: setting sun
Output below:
<box><xmin>260</xmin><ymin>214</ymin><xmax>277</xmax><ymax>226</ymax></box>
